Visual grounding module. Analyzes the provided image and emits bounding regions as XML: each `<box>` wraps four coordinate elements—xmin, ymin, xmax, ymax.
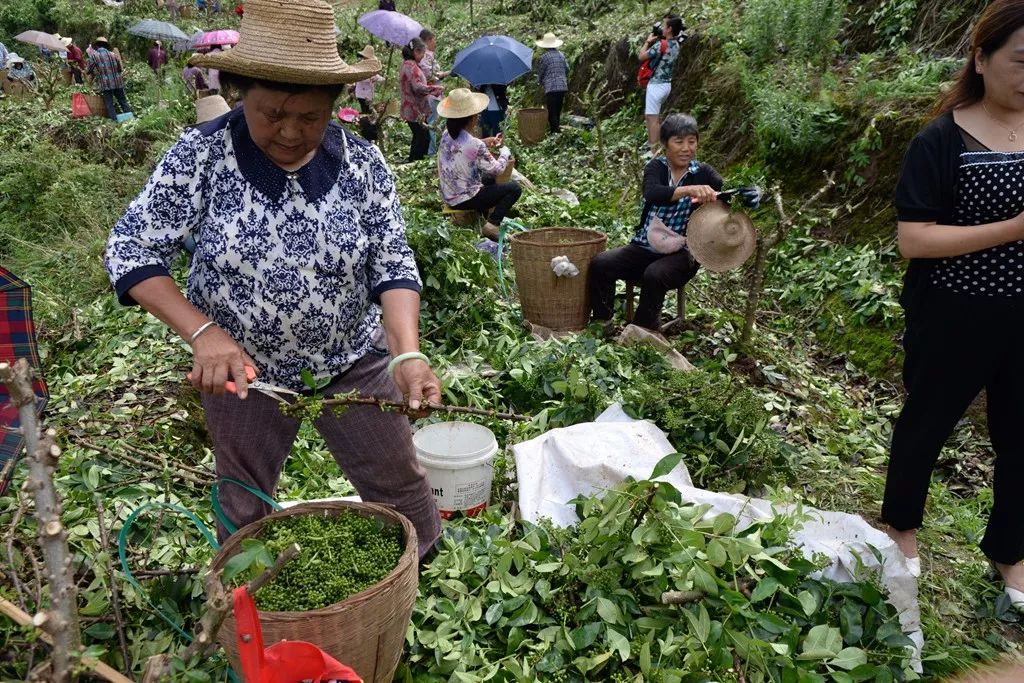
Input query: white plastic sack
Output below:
<box><xmin>513</xmin><ymin>404</ymin><xmax>923</xmax><ymax>670</ymax></box>
<box><xmin>513</xmin><ymin>404</ymin><xmax>691</xmax><ymax>528</ymax></box>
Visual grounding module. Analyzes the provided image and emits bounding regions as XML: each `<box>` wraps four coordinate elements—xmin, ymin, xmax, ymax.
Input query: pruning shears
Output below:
<box><xmin>185</xmin><ymin>365</ymin><xmax>299</xmax><ymax>402</ymax></box>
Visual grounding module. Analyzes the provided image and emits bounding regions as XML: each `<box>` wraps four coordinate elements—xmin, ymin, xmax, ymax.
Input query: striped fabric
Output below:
<box><xmin>0</xmin><ymin>266</ymin><xmax>48</xmax><ymax>494</ymax></box>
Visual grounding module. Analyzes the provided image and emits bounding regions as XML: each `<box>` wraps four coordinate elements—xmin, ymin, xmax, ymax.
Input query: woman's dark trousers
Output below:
<box><xmin>589</xmin><ymin>243</ymin><xmax>699</xmax><ymax>330</ymax></box>
<box><xmin>453</xmin><ymin>182</ymin><xmax>522</xmax><ymax>225</ymax></box>
<box><xmin>545</xmin><ymin>91</ymin><xmax>566</xmax><ymax>133</ymax></box>
<box><xmin>882</xmin><ymin>290</ymin><xmax>1024</xmax><ymax>564</ymax></box>
<box><xmin>101</xmin><ymin>87</ymin><xmax>132</xmax><ymax>120</ymax></box>
<box><xmin>407</xmin><ymin>121</ymin><xmax>429</xmax><ymax>161</ymax></box>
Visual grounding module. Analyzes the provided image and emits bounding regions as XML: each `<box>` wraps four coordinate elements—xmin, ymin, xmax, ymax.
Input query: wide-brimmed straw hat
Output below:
<box><xmin>437</xmin><ymin>87</ymin><xmax>490</xmax><ymax>118</ymax></box>
<box><xmin>8</xmin><ymin>53</ymin><xmax>25</xmax><ymax>64</ymax></box>
<box><xmin>358</xmin><ymin>44</ymin><xmax>376</xmax><ymax>60</ymax></box>
<box><xmin>686</xmin><ymin>200</ymin><xmax>757</xmax><ymax>272</ymax></box>
<box><xmin>190</xmin><ymin>0</ymin><xmax>380</xmax><ymax>85</ymax></box>
<box><xmin>56</xmin><ymin>34</ymin><xmax>72</xmax><ymax>47</ymax></box>
<box><xmin>196</xmin><ymin>94</ymin><xmax>232</xmax><ymax>123</ymax></box>
<box><xmin>94</xmin><ymin>36</ymin><xmax>110</xmax><ymax>46</ymax></box>
<box><xmin>535</xmin><ymin>32</ymin><xmax>563</xmax><ymax>48</ymax></box>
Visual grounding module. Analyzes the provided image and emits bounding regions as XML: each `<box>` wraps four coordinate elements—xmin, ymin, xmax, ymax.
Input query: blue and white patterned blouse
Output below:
<box><xmin>104</xmin><ymin>107</ymin><xmax>422</xmax><ymax>391</ymax></box>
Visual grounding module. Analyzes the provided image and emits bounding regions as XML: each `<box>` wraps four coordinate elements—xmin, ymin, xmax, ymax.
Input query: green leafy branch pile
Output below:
<box><xmin>224</xmin><ymin>512</ymin><xmax>403</xmax><ymax>612</ymax></box>
<box><xmin>400</xmin><ymin>459</ymin><xmax>914</xmax><ymax>683</ymax></box>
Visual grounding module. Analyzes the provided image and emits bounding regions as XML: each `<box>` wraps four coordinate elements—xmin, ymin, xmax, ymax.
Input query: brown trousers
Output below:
<box><xmin>201</xmin><ymin>350</ymin><xmax>441</xmax><ymax>558</ymax></box>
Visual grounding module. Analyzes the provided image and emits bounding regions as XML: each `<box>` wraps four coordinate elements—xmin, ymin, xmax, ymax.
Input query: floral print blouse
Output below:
<box><xmin>104</xmin><ymin>107</ymin><xmax>421</xmax><ymax>391</ymax></box>
<box><xmin>399</xmin><ymin>59</ymin><xmax>441</xmax><ymax>123</ymax></box>
<box><xmin>438</xmin><ymin>129</ymin><xmax>511</xmax><ymax>206</ymax></box>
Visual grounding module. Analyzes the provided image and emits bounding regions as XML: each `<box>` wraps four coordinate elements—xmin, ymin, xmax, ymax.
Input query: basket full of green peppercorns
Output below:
<box><xmin>208</xmin><ymin>501</ymin><xmax>419</xmax><ymax>683</ymax></box>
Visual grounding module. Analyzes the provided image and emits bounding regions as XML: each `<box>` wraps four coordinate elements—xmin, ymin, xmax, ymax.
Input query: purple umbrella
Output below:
<box><xmin>357</xmin><ymin>9</ymin><xmax>422</xmax><ymax>47</ymax></box>
<box><xmin>193</xmin><ymin>29</ymin><xmax>240</xmax><ymax>48</ymax></box>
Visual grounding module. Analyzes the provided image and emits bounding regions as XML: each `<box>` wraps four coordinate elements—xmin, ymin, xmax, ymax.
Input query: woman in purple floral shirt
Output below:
<box><xmin>437</xmin><ymin>88</ymin><xmax>521</xmax><ymax>241</ymax></box>
<box><xmin>399</xmin><ymin>38</ymin><xmax>442</xmax><ymax>162</ymax></box>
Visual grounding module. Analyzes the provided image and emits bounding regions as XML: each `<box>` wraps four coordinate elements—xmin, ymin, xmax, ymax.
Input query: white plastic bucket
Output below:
<box><xmin>413</xmin><ymin>422</ymin><xmax>498</xmax><ymax>518</ymax></box>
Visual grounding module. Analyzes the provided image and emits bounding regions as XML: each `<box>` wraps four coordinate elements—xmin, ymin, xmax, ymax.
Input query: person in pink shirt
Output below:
<box><xmin>399</xmin><ymin>38</ymin><xmax>442</xmax><ymax>162</ymax></box>
<box><xmin>352</xmin><ymin>44</ymin><xmax>384</xmax><ymax>113</ymax></box>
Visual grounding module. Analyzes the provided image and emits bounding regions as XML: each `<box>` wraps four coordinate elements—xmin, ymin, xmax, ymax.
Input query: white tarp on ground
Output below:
<box><xmin>512</xmin><ymin>404</ymin><xmax>923</xmax><ymax>670</ymax></box>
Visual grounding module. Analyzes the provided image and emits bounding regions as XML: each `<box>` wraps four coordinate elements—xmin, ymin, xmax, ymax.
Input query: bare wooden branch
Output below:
<box><xmin>3</xmin><ymin>496</ymin><xmax>30</xmax><ymax>610</ymax></box>
<box><xmin>77</xmin><ymin>439</ymin><xmax>214</xmax><ymax>487</ymax></box>
<box><xmin>0</xmin><ymin>360</ymin><xmax>81</xmax><ymax>683</ymax></box>
<box><xmin>247</xmin><ymin>542</ymin><xmax>300</xmax><ymax>595</ymax></box>
<box><xmin>319</xmin><ymin>394</ymin><xmax>531</xmax><ymax>422</ymax></box>
<box><xmin>660</xmin><ymin>590</ymin><xmax>704</xmax><ymax>605</ymax></box>
<box><xmin>0</xmin><ymin>597</ymin><xmax>133</xmax><ymax>683</ymax></box>
<box><xmin>740</xmin><ymin>172</ymin><xmax>836</xmax><ymax>348</ymax></box>
<box><xmin>95</xmin><ymin>498</ymin><xmax>131</xmax><ymax>670</ymax></box>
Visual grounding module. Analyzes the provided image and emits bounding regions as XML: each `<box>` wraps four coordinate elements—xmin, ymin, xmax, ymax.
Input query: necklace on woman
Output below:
<box><xmin>981</xmin><ymin>101</ymin><xmax>1024</xmax><ymax>142</ymax></box>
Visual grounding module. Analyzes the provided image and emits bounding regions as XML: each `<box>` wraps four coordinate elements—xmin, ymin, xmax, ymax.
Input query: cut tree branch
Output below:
<box><xmin>0</xmin><ymin>597</ymin><xmax>131</xmax><ymax>683</ymax></box>
<box><xmin>0</xmin><ymin>360</ymin><xmax>81</xmax><ymax>683</ymax></box>
<box><xmin>141</xmin><ymin>543</ymin><xmax>300</xmax><ymax>683</ymax></box>
<box><xmin>95</xmin><ymin>497</ymin><xmax>131</xmax><ymax>670</ymax></box>
<box><xmin>319</xmin><ymin>394</ymin><xmax>531</xmax><ymax>422</ymax></box>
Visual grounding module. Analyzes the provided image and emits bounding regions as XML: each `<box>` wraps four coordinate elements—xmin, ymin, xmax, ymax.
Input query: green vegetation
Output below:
<box><xmin>0</xmin><ymin>0</ymin><xmax>1020</xmax><ymax>680</ymax></box>
<box><xmin>402</xmin><ymin>468</ymin><xmax>915</xmax><ymax>682</ymax></box>
<box><xmin>225</xmin><ymin>512</ymin><xmax>404</xmax><ymax>612</ymax></box>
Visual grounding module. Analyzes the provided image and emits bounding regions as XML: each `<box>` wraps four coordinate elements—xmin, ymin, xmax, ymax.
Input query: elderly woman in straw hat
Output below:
<box><xmin>589</xmin><ymin>113</ymin><xmax>757</xmax><ymax>331</ymax></box>
<box><xmin>534</xmin><ymin>32</ymin><xmax>569</xmax><ymax>134</ymax></box>
<box><xmin>103</xmin><ymin>0</ymin><xmax>442</xmax><ymax>557</ymax></box>
<box><xmin>437</xmin><ymin>88</ymin><xmax>522</xmax><ymax>241</ymax></box>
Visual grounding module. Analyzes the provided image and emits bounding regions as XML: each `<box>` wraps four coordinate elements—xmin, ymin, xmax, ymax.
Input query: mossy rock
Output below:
<box><xmin>817</xmin><ymin>294</ymin><xmax>902</xmax><ymax>379</ymax></box>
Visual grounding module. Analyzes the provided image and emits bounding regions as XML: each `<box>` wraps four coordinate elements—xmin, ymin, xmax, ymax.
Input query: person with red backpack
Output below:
<box><xmin>638</xmin><ymin>16</ymin><xmax>684</xmax><ymax>151</ymax></box>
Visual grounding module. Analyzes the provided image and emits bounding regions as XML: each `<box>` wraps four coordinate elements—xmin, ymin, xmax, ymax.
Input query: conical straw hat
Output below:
<box><xmin>196</xmin><ymin>94</ymin><xmax>232</xmax><ymax>123</ymax></box>
<box><xmin>686</xmin><ymin>200</ymin><xmax>757</xmax><ymax>272</ymax></box>
<box><xmin>437</xmin><ymin>88</ymin><xmax>489</xmax><ymax>118</ymax></box>
<box><xmin>190</xmin><ymin>0</ymin><xmax>380</xmax><ymax>85</ymax></box>
<box><xmin>535</xmin><ymin>32</ymin><xmax>563</xmax><ymax>48</ymax></box>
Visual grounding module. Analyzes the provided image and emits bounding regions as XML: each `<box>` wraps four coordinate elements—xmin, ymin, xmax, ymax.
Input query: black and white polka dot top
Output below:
<box><xmin>931</xmin><ymin>129</ymin><xmax>1024</xmax><ymax>297</ymax></box>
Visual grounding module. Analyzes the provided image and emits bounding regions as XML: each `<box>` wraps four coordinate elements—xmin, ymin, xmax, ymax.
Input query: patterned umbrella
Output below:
<box><xmin>14</xmin><ymin>30</ymin><xmax>65</xmax><ymax>53</ymax></box>
<box><xmin>192</xmin><ymin>29</ymin><xmax>240</xmax><ymax>48</ymax></box>
<box><xmin>451</xmin><ymin>35</ymin><xmax>533</xmax><ymax>86</ymax></box>
<box><xmin>128</xmin><ymin>19</ymin><xmax>191</xmax><ymax>43</ymax></box>
<box><xmin>357</xmin><ymin>9</ymin><xmax>423</xmax><ymax>47</ymax></box>
<box><xmin>0</xmin><ymin>267</ymin><xmax>47</xmax><ymax>494</ymax></box>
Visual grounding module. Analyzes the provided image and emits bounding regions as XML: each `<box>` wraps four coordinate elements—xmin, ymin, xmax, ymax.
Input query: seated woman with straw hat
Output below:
<box><xmin>589</xmin><ymin>113</ymin><xmax>759</xmax><ymax>331</ymax></box>
<box><xmin>437</xmin><ymin>87</ymin><xmax>522</xmax><ymax>241</ymax></box>
<box><xmin>103</xmin><ymin>0</ymin><xmax>442</xmax><ymax>558</ymax></box>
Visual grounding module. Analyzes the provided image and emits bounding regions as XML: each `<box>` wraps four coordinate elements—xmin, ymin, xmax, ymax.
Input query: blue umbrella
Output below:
<box><xmin>451</xmin><ymin>35</ymin><xmax>533</xmax><ymax>87</ymax></box>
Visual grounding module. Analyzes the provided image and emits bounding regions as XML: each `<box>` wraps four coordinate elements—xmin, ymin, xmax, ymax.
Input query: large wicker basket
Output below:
<box><xmin>209</xmin><ymin>501</ymin><xmax>419</xmax><ymax>683</ymax></box>
<box><xmin>510</xmin><ymin>227</ymin><xmax>607</xmax><ymax>331</ymax></box>
<box><xmin>517</xmin><ymin>107</ymin><xmax>547</xmax><ymax>146</ymax></box>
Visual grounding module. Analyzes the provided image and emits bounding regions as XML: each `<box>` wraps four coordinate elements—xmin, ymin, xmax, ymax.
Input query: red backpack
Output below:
<box><xmin>637</xmin><ymin>39</ymin><xmax>668</xmax><ymax>89</ymax></box>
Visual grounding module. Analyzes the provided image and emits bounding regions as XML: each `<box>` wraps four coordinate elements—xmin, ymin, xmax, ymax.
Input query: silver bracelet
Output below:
<box><xmin>188</xmin><ymin>321</ymin><xmax>216</xmax><ymax>345</ymax></box>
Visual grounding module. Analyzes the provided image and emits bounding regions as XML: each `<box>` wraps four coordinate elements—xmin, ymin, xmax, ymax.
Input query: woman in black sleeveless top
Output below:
<box><xmin>885</xmin><ymin>0</ymin><xmax>1024</xmax><ymax>609</ymax></box>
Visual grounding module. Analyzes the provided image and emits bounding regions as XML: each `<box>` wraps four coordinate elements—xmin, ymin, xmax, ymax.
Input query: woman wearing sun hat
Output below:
<box><xmin>103</xmin><ymin>0</ymin><xmax>442</xmax><ymax>558</ymax></box>
<box><xmin>437</xmin><ymin>87</ymin><xmax>521</xmax><ymax>241</ymax></box>
<box><xmin>352</xmin><ymin>45</ymin><xmax>385</xmax><ymax>114</ymax></box>
<box><xmin>534</xmin><ymin>32</ymin><xmax>569</xmax><ymax>134</ymax></box>
<box><xmin>589</xmin><ymin>113</ymin><xmax>758</xmax><ymax>331</ymax></box>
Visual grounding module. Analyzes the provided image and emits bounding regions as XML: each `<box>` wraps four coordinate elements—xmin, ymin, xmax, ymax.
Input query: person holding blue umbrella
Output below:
<box><xmin>534</xmin><ymin>32</ymin><xmax>569</xmax><ymax>134</ymax></box>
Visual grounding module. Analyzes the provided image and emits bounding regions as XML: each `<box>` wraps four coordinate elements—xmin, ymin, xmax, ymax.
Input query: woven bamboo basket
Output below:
<box><xmin>517</xmin><ymin>107</ymin><xmax>547</xmax><ymax>146</ymax></box>
<box><xmin>510</xmin><ymin>227</ymin><xmax>607</xmax><ymax>331</ymax></box>
<box><xmin>83</xmin><ymin>93</ymin><xmax>107</xmax><ymax>117</ymax></box>
<box><xmin>209</xmin><ymin>501</ymin><xmax>419</xmax><ymax>683</ymax></box>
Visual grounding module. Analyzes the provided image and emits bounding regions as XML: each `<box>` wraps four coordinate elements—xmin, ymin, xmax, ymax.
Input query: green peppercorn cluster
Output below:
<box><xmin>253</xmin><ymin>512</ymin><xmax>404</xmax><ymax>612</ymax></box>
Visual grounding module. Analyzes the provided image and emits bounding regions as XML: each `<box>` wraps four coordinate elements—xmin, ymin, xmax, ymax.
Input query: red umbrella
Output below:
<box><xmin>0</xmin><ymin>267</ymin><xmax>48</xmax><ymax>494</ymax></box>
